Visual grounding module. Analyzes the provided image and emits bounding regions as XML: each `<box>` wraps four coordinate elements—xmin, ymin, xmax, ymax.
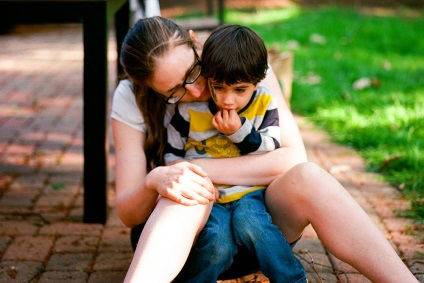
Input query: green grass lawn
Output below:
<box><xmin>223</xmin><ymin>5</ymin><xmax>424</xmax><ymax>221</ymax></box>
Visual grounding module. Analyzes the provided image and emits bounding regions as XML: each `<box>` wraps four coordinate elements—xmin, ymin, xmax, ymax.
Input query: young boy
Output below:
<box><xmin>165</xmin><ymin>24</ymin><xmax>306</xmax><ymax>283</ymax></box>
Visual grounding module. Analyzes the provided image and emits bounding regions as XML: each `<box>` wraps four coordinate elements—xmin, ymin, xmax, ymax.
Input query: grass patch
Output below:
<box><xmin>224</xmin><ymin>5</ymin><xmax>424</xmax><ymax>221</ymax></box>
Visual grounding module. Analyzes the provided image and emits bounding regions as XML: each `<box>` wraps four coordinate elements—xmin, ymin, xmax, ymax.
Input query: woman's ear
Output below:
<box><xmin>189</xmin><ymin>30</ymin><xmax>202</xmax><ymax>49</ymax></box>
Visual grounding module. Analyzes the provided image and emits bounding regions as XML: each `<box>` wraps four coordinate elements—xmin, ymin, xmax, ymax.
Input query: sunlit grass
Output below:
<box><xmin>224</xmin><ymin>6</ymin><xmax>301</xmax><ymax>25</ymax></box>
<box><xmin>225</xmin><ymin>5</ymin><xmax>424</xmax><ymax>221</ymax></box>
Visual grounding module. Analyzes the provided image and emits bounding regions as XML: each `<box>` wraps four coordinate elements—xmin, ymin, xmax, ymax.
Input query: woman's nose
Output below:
<box><xmin>185</xmin><ymin>79</ymin><xmax>204</xmax><ymax>98</ymax></box>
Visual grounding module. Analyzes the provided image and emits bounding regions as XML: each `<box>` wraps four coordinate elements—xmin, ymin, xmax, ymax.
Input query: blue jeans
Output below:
<box><xmin>175</xmin><ymin>189</ymin><xmax>306</xmax><ymax>283</ymax></box>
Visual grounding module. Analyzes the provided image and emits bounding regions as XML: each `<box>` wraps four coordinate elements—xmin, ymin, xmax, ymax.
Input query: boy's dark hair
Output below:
<box><xmin>201</xmin><ymin>24</ymin><xmax>268</xmax><ymax>85</ymax></box>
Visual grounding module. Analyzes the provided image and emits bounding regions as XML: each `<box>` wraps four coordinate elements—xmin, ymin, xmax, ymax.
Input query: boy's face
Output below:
<box><xmin>208</xmin><ymin>79</ymin><xmax>258</xmax><ymax>112</ymax></box>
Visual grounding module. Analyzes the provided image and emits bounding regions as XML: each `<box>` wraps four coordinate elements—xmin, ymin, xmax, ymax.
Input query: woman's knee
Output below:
<box><xmin>264</xmin><ymin>162</ymin><xmax>329</xmax><ymax>241</ymax></box>
<box><xmin>287</xmin><ymin>162</ymin><xmax>327</xmax><ymax>183</ymax></box>
<box><xmin>269</xmin><ymin>162</ymin><xmax>329</xmax><ymax>197</ymax></box>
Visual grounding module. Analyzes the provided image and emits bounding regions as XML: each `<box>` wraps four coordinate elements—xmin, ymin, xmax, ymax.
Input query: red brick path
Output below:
<box><xmin>0</xmin><ymin>24</ymin><xmax>422</xmax><ymax>282</ymax></box>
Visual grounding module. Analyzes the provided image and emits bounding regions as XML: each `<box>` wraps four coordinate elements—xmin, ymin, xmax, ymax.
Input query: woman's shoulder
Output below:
<box><xmin>256</xmin><ymin>84</ymin><xmax>273</xmax><ymax>97</ymax></box>
<box><xmin>111</xmin><ymin>79</ymin><xmax>146</xmax><ymax>132</ymax></box>
<box><xmin>114</xmin><ymin>79</ymin><xmax>134</xmax><ymax>98</ymax></box>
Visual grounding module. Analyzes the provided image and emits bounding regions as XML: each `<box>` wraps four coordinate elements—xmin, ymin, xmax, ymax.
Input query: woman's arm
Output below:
<box><xmin>113</xmin><ymin>119</ymin><xmax>158</xmax><ymax>227</ymax></box>
<box><xmin>190</xmin><ymin>70</ymin><xmax>307</xmax><ymax>186</ymax></box>
<box><xmin>112</xmin><ymin>119</ymin><xmax>216</xmax><ymax>228</ymax></box>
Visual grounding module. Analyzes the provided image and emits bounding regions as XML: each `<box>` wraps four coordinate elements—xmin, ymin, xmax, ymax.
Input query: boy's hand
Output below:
<box><xmin>212</xmin><ymin>109</ymin><xmax>242</xmax><ymax>135</ymax></box>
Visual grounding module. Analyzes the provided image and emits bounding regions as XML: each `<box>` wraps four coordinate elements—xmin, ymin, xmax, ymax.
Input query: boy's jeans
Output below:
<box><xmin>175</xmin><ymin>189</ymin><xmax>307</xmax><ymax>283</ymax></box>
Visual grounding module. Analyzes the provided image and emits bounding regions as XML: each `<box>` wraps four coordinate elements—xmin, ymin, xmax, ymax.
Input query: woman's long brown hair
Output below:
<box><xmin>120</xmin><ymin>16</ymin><xmax>192</xmax><ymax>171</ymax></box>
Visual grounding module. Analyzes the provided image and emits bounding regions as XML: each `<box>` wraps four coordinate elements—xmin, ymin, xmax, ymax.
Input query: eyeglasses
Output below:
<box><xmin>157</xmin><ymin>46</ymin><xmax>202</xmax><ymax>104</ymax></box>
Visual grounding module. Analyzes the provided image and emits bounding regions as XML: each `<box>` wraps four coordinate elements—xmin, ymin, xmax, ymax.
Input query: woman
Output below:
<box><xmin>111</xmin><ymin>16</ymin><xmax>418</xmax><ymax>282</ymax></box>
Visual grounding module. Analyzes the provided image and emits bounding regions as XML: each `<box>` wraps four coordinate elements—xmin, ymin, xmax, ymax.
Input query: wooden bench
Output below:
<box><xmin>0</xmin><ymin>0</ymin><xmax>130</xmax><ymax>224</ymax></box>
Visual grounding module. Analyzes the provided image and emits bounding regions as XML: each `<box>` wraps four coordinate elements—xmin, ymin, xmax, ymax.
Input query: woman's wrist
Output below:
<box><xmin>144</xmin><ymin>167</ymin><xmax>161</xmax><ymax>194</ymax></box>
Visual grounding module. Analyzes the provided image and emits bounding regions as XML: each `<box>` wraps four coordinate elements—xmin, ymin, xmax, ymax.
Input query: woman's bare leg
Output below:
<box><xmin>266</xmin><ymin>162</ymin><xmax>418</xmax><ymax>283</ymax></box>
<box><xmin>124</xmin><ymin>198</ymin><xmax>213</xmax><ymax>282</ymax></box>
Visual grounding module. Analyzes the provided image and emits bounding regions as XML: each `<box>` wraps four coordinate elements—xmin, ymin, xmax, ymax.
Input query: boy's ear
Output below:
<box><xmin>189</xmin><ymin>30</ymin><xmax>202</xmax><ymax>49</ymax></box>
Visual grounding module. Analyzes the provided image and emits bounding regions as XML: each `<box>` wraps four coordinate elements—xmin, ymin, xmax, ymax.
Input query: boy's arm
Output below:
<box><xmin>227</xmin><ymin>97</ymin><xmax>280</xmax><ymax>155</ymax></box>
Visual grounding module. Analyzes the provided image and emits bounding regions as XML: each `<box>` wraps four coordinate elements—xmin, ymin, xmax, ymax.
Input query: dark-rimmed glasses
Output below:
<box><xmin>156</xmin><ymin>46</ymin><xmax>202</xmax><ymax>104</ymax></box>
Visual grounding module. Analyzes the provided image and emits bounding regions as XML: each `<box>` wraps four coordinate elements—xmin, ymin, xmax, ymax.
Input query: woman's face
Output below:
<box><xmin>148</xmin><ymin>44</ymin><xmax>210</xmax><ymax>103</ymax></box>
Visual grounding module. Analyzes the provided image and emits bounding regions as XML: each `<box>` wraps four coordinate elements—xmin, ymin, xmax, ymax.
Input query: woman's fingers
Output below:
<box><xmin>166</xmin><ymin>181</ymin><xmax>212</xmax><ymax>205</ymax></box>
<box><xmin>178</xmin><ymin>175</ymin><xmax>215</xmax><ymax>204</ymax></box>
<box><xmin>166</xmin><ymin>188</ymin><xmax>199</xmax><ymax>206</ymax></box>
<box><xmin>153</xmin><ymin>162</ymin><xmax>216</xmax><ymax>205</ymax></box>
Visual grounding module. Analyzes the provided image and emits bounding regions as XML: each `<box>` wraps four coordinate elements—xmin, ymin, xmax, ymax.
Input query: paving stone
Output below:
<box><xmin>301</xmin><ymin>224</ymin><xmax>318</xmax><ymax>239</ymax></box>
<box><xmin>337</xmin><ymin>273</ymin><xmax>371</xmax><ymax>282</ymax></box>
<box><xmin>415</xmin><ymin>274</ymin><xmax>424</xmax><ymax>282</ymax></box>
<box><xmin>105</xmin><ymin>208</ymin><xmax>126</xmax><ymax>228</ymax></box>
<box><xmin>299</xmin><ymin>252</ymin><xmax>333</xmax><ymax>274</ymax></box>
<box><xmin>45</xmin><ymin>253</ymin><xmax>93</xmax><ymax>272</ymax></box>
<box><xmin>2</xmin><ymin>235</ymin><xmax>54</xmax><ymax>261</ymax></box>
<box><xmin>0</xmin><ymin>194</ymin><xmax>35</xmax><ymax>208</ymax></box>
<box><xmin>39</xmin><ymin>222</ymin><xmax>102</xmax><ymax>237</ymax></box>
<box><xmin>88</xmin><ymin>271</ymin><xmax>126</xmax><ymax>283</ymax></box>
<box><xmin>383</xmin><ymin>217</ymin><xmax>415</xmax><ymax>234</ymax></box>
<box><xmin>53</xmin><ymin>236</ymin><xmax>99</xmax><ymax>253</ymax></box>
<box><xmin>38</xmin><ymin>271</ymin><xmax>88</xmax><ymax>282</ymax></box>
<box><xmin>42</xmin><ymin>183</ymin><xmax>80</xmax><ymax>197</ymax></box>
<box><xmin>0</xmin><ymin>261</ymin><xmax>44</xmax><ymax>283</ymax></box>
<box><xmin>9</xmin><ymin>174</ymin><xmax>48</xmax><ymax>190</ymax></box>
<box><xmin>39</xmin><ymin>211</ymin><xmax>69</xmax><ymax>223</ymax></box>
<box><xmin>34</xmin><ymin>193</ymin><xmax>74</xmax><ymax>209</ymax></box>
<box><xmin>0</xmin><ymin>174</ymin><xmax>14</xmax><ymax>191</ymax></box>
<box><xmin>307</xmin><ymin>272</ymin><xmax>338</xmax><ymax>283</ymax></box>
<box><xmin>0</xmin><ymin>236</ymin><xmax>12</xmax><ymax>255</ymax></box>
<box><xmin>92</xmin><ymin>252</ymin><xmax>132</xmax><ymax>271</ymax></box>
<box><xmin>410</xmin><ymin>261</ymin><xmax>424</xmax><ymax>274</ymax></box>
<box><xmin>294</xmin><ymin>238</ymin><xmax>326</xmax><ymax>254</ymax></box>
<box><xmin>0</xmin><ymin>221</ymin><xmax>38</xmax><ymax>236</ymax></box>
<box><xmin>72</xmin><ymin>194</ymin><xmax>84</xmax><ymax>208</ymax></box>
<box><xmin>67</xmin><ymin>207</ymin><xmax>84</xmax><ymax>222</ymax></box>
<box><xmin>98</xmin><ymin>227</ymin><xmax>132</xmax><ymax>253</ymax></box>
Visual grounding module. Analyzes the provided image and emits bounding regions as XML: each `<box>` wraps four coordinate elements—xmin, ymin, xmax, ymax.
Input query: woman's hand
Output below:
<box><xmin>146</xmin><ymin>161</ymin><xmax>218</xmax><ymax>206</ymax></box>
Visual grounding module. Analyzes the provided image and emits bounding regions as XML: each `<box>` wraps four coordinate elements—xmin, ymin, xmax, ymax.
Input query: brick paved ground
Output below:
<box><xmin>0</xmin><ymin>24</ymin><xmax>422</xmax><ymax>283</ymax></box>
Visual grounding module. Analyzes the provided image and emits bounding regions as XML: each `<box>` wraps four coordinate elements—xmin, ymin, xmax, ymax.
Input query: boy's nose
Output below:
<box><xmin>222</xmin><ymin>94</ymin><xmax>235</xmax><ymax>105</ymax></box>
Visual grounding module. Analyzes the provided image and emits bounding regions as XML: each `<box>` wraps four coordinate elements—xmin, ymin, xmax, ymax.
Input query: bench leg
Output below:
<box><xmin>82</xmin><ymin>4</ymin><xmax>108</xmax><ymax>224</ymax></box>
